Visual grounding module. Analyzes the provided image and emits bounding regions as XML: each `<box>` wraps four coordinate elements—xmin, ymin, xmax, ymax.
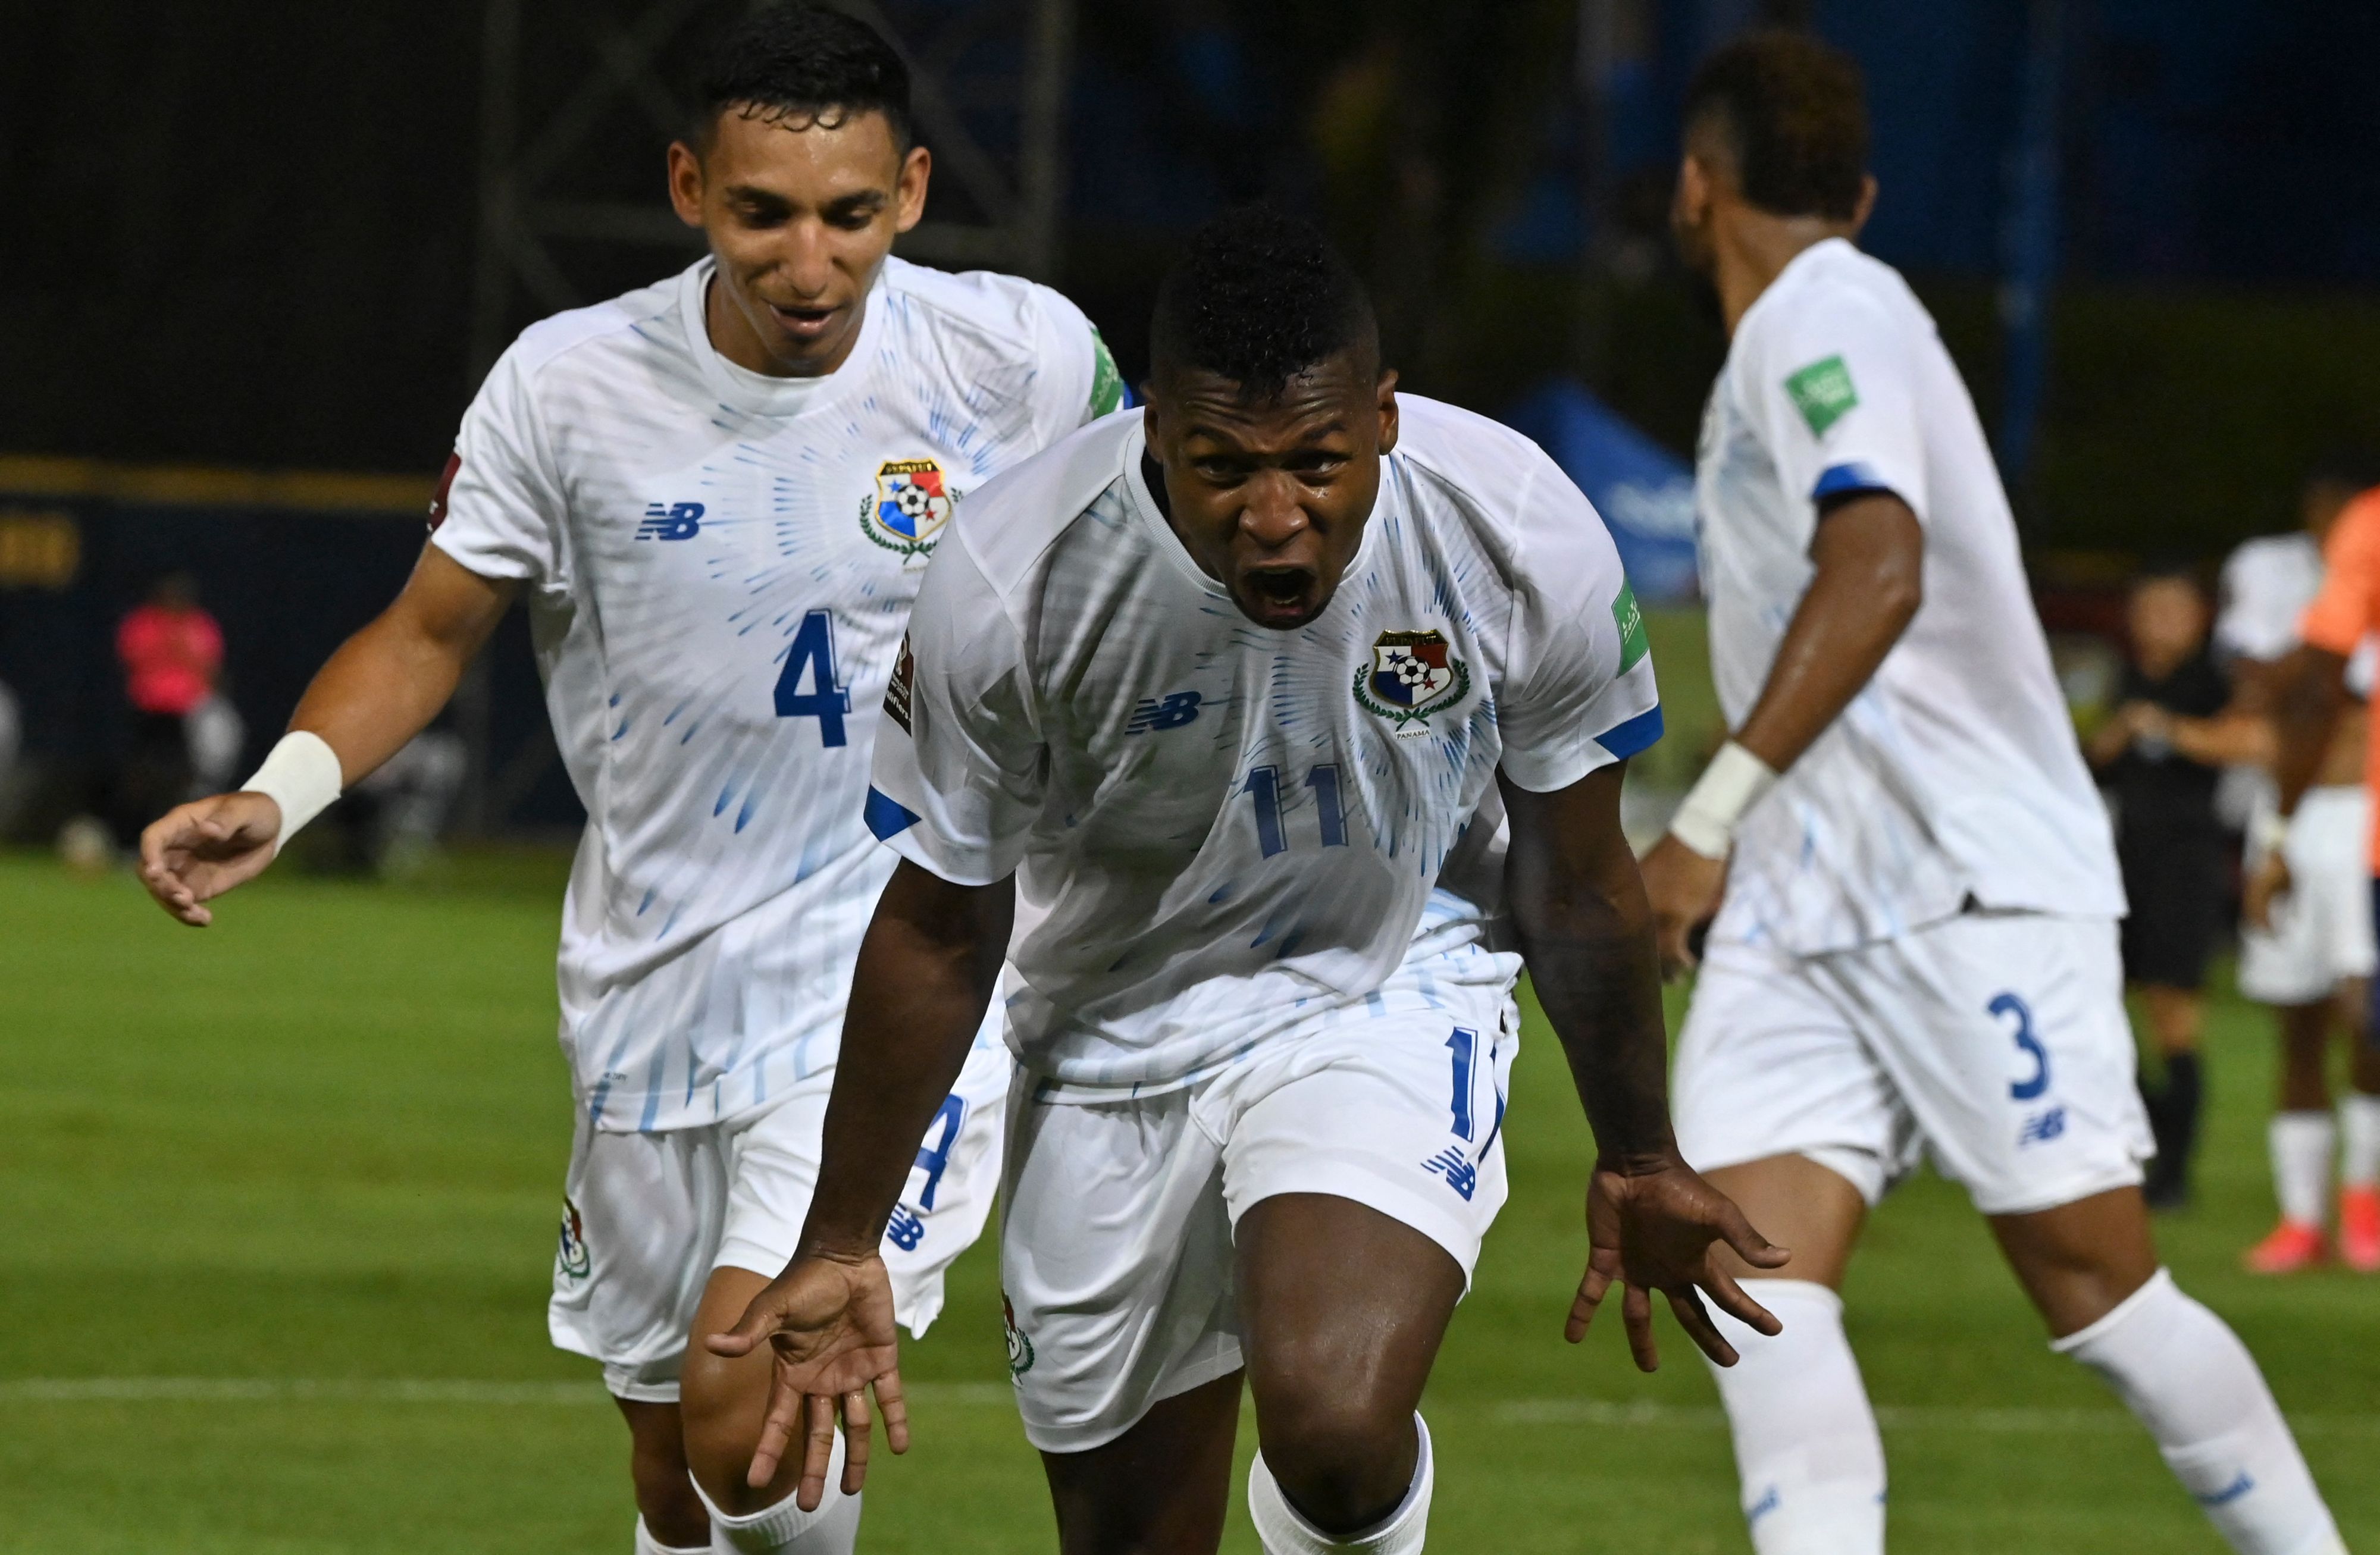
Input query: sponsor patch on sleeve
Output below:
<box><xmin>1784</xmin><ymin>355</ymin><xmax>1859</xmax><ymax>437</ymax></box>
<box><xmin>1609</xmin><ymin>579</ymin><xmax>1651</xmax><ymax>673</ymax></box>
<box><xmin>1086</xmin><ymin>328</ymin><xmax>1126</xmax><ymax>419</ymax></box>
<box><xmin>884</xmin><ymin>633</ymin><xmax>916</xmax><ymax>733</ymax></box>
<box><xmin>427</xmin><ymin>451</ymin><xmax>461</xmax><ymax>531</ymax></box>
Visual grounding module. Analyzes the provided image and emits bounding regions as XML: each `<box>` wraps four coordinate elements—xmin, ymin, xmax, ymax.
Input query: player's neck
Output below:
<box><xmin>1711</xmin><ymin>211</ymin><xmax>1860</xmax><ymax>336</ymax></box>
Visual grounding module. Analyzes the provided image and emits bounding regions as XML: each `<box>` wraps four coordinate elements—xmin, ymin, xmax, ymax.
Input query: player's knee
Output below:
<box><xmin>1250</xmin><ymin>1384</ymin><xmax>1416</xmax><ymax>1532</ymax></box>
<box><xmin>677</xmin><ymin>1359</ymin><xmax>776</xmax><ymax>1518</ymax></box>
<box><xmin>622</xmin><ymin>1405</ymin><xmax>710</xmax><ymax>1545</ymax></box>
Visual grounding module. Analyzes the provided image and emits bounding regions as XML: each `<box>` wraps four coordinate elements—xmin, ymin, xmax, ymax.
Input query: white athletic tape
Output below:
<box><xmin>1668</xmin><ymin>740</ymin><xmax>1778</xmax><ymax>860</ymax></box>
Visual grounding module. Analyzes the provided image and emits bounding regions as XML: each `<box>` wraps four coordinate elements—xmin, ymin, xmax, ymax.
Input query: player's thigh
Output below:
<box><xmin>551</xmin><ymin>1109</ymin><xmax>729</xmax><ymax>1404</ymax></box>
<box><xmin>1822</xmin><ymin>912</ymin><xmax>2152</xmax><ymax>1219</ymax></box>
<box><xmin>1702</xmin><ymin>1154</ymin><xmax>1869</xmax><ymax>1289</ymax></box>
<box><xmin>1988</xmin><ymin>1186</ymin><xmax>2159</xmax><ymax>1338</ymax></box>
<box><xmin>1674</xmin><ymin>935</ymin><xmax>1916</xmax><ymax>1210</ymax></box>
<box><xmin>1000</xmin><ymin>1081</ymin><xmax>1241</xmax><ymax>1460</ymax></box>
<box><xmin>1039</xmin><ymin>1370</ymin><xmax>1244</xmax><ymax>1555</ymax></box>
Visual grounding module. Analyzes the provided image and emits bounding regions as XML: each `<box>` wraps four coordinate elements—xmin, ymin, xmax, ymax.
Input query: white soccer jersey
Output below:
<box><xmin>1693</xmin><ymin>237</ymin><xmax>2124</xmax><ymax>956</ymax></box>
<box><xmin>2219</xmin><ymin>531</ymin><xmax>2376</xmax><ymax>692</ymax></box>
<box><xmin>866</xmin><ymin>399</ymin><xmax>1662</xmax><ymax>1092</ymax></box>
<box><xmin>431</xmin><ymin>255</ymin><xmax>1119</xmax><ymax>1132</ymax></box>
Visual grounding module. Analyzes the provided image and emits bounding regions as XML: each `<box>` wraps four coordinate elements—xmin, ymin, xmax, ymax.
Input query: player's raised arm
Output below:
<box><xmin>137</xmin><ymin>541</ymin><xmax>515</xmax><ymax>926</ymax></box>
<box><xmin>1498</xmin><ymin>764</ymin><xmax>1789</xmax><ymax>1372</ymax></box>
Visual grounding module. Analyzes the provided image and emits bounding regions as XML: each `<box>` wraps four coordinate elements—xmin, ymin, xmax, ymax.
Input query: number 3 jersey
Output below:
<box><xmin>866</xmin><ymin>399</ymin><xmax>1663</xmax><ymax>1093</ymax></box>
<box><xmin>431</xmin><ymin>255</ymin><xmax>1118</xmax><ymax>1132</ymax></box>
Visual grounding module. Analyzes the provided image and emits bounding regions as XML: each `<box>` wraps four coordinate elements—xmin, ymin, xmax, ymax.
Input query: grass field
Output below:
<box><xmin>5</xmin><ymin>847</ymin><xmax>2378</xmax><ymax>1553</ymax></box>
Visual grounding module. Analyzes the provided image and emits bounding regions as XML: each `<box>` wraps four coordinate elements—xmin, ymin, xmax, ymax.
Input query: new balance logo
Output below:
<box><xmin>1125</xmin><ymin>690</ymin><xmax>1201</xmax><ymax>734</ymax></box>
<box><xmin>885</xmin><ymin>1203</ymin><xmax>926</xmax><ymax>1252</ymax></box>
<box><xmin>1421</xmin><ymin>1146</ymin><xmax>1478</xmax><ymax>1202</ymax></box>
<box><xmin>636</xmin><ymin>501</ymin><xmax>703</xmax><ymax>541</ymax></box>
<box><xmin>2196</xmin><ymin>1472</ymin><xmax>2255</xmax><ymax>1507</ymax></box>
<box><xmin>2018</xmin><ymin>1106</ymin><xmax>2067</xmax><ymax>1148</ymax></box>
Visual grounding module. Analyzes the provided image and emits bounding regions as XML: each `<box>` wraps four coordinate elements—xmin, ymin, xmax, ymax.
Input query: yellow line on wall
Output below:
<box><xmin>0</xmin><ymin>454</ymin><xmax>433</xmax><ymax>516</ymax></box>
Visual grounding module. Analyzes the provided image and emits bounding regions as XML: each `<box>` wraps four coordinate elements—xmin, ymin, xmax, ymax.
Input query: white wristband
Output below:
<box><xmin>1668</xmin><ymin>740</ymin><xmax>1779</xmax><ymax>860</ymax></box>
<box><xmin>2250</xmin><ymin>808</ymin><xmax>2291</xmax><ymax>859</ymax></box>
<box><xmin>242</xmin><ymin>731</ymin><xmax>345</xmax><ymax>853</ymax></box>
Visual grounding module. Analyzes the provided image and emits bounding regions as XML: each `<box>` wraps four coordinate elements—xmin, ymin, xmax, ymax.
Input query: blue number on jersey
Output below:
<box><xmin>912</xmin><ymin>1093</ymin><xmax>966</xmax><ymax>1211</ymax></box>
<box><xmin>1241</xmin><ymin>761</ymin><xmax>1349</xmax><ymax>856</ymax></box>
<box><xmin>775</xmin><ymin>609</ymin><xmax>853</xmax><ymax>747</ymax></box>
<box><xmin>1446</xmin><ymin>1027</ymin><xmax>1479</xmax><ymax>1140</ymax></box>
<box><xmin>1990</xmin><ymin>992</ymin><xmax>2051</xmax><ymax>1101</ymax></box>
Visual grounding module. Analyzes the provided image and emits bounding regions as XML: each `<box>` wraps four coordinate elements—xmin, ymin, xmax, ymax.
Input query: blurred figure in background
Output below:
<box><xmin>113</xmin><ymin>572</ymin><xmax>225</xmax><ymax>845</ymax></box>
<box><xmin>2088</xmin><ymin>565</ymin><xmax>2232</xmax><ymax>1208</ymax></box>
<box><xmin>2221</xmin><ymin>466</ymin><xmax>2380</xmax><ymax>1273</ymax></box>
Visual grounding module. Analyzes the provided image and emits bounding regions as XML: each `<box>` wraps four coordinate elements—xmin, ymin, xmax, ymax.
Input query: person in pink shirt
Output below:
<box><xmin>114</xmin><ymin>573</ymin><xmax>225</xmax><ymax>842</ymax></box>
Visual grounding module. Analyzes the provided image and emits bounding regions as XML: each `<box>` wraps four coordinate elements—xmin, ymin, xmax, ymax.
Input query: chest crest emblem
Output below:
<box><xmin>860</xmin><ymin>457</ymin><xmax>956</xmax><ymax>559</ymax></box>
<box><xmin>1355</xmin><ymin>629</ymin><xmax>1471</xmax><ymax>736</ymax></box>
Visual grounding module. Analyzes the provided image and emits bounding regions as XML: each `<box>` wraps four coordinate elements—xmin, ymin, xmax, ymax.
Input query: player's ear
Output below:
<box><xmin>1374</xmin><ymin>368</ymin><xmax>1400</xmax><ymax>456</ymax></box>
<box><xmin>666</xmin><ymin>140</ymin><xmax>706</xmax><ymax>229</ymax></box>
<box><xmin>894</xmin><ymin>145</ymin><xmax>932</xmax><ymax>234</ymax></box>
<box><xmin>1852</xmin><ymin>174</ymin><xmax>1878</xmax><ymax>233</ymax></box>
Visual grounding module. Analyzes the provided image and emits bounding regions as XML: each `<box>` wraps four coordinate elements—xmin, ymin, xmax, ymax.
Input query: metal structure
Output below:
<box><xmin>459</xmin><ymin>0</ymin><xmax>1073</xmax><ymax>830</ymax></box>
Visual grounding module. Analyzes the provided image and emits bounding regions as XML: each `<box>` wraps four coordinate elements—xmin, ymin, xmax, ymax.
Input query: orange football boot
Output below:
<box><xmin>2243</xmin><ymin>1219</ymin><xmax>2327</xmax><ymax>1274</ymax></box>
<box><xmin>2339</xmin><ymin>1186</ymin><xmax>2380</xmax><ymax>1272</ymax></box>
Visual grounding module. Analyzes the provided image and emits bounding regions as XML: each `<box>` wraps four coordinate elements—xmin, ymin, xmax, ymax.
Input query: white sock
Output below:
<box><xmin>1248</xmin><ymin>1413</ymin><xmax>1433</xmax><ymax>1553</ymax></box>
<box><xmin>2269</xmin><ymin>1112</ymin><xmax>2336</xmax><ymax>1227</ymax></box>
<box><xmin>2053</xmin><ymin>1269</ymin><xmax>2343</xmax><ymax>1554</ymax></box>
<box><xmin>635</xmin><ymin>1516</ymin><xmax>711</xmax><ymax>1555</ymax></box>
<box><xmin>690</xmin><ymin>1432</ymin><xmax>861</xmax><ymax>1554</ymax></box>
<box><xmin>1705</xmin><ymin>1280</ymin><xmax>1886</xmax><ymax>1555</ymax></box>
<box><xmin>2340</xmin><ymin>1092</ymin><xmax>2380</xmax><ymax>1189</ymax></box>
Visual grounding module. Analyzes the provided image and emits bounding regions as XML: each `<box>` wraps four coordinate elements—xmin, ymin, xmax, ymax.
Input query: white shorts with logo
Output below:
<box><xmin>549</xmin><ymin>1033</ymin><xmax>1012</xmax><ymax>1402</ymax></box>
<box><xmin>2239</xmin><ymin>785</ymin><xmax>2375</xmax><ymax>1005</ymax></box>
<box><xmin>1674</xmin><ymin>911</ymin><xmax>2152</xmax><ymax>1217</ymax></box>
<box><xmin>998</xmin><ymin>964</ymin><xmax>1520</xmax><ymax>1454</ymax></box>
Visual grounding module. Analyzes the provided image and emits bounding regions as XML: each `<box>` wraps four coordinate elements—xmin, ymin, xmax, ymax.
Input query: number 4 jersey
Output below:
<box><xmin>432</xmin><ymin>255</ymin><xmax>1121</xmax><ymax>1132</ymax></box>
<box><xmin>867</xmin><ymin>399</ymin><xmax>1663</xmax><ymax>1093</ymax></box>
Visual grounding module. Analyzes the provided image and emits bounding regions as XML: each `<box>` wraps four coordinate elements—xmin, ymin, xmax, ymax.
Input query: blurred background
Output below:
<box><xmin>7</xmin><ymin>0</ymin><xmax>2380</xmax><ymax>850</ymax></box>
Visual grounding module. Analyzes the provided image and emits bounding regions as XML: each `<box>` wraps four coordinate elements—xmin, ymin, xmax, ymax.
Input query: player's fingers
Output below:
<box><xmin>840</xmin><ymin>1389</ymin><xmax>872</xmax><ymax>1495</ymax></box>
<box><xmin>1622</xmin><ymin>1281</ymin><xmax>1659</xmax><ymax>1372</ymax></box>
<box><xmin>704</xmin><ymin>1291</ymin><xmax>782</xmax><ymax>1358</ymax></box>
<box><xmin>746</xmin><ymin>1374</ymin><xmax>803</xmax><ymax>1488</ymax></box>
<box><xmin>795</xmin><ymin>1392</ymin><xmax>837</xmax><ymax>1513</ymax></box>
<box><xmin>1667</xmin><ymin>1285</ymin><xmax>1740</xmax><ymax>1369</ymax></box>
<box><xmin>1565</xmin><ymin>1259</ymin><xmax>1613</xmax><ymax>1343</ymax></box>
<box><xmin>1714</xmin><ymin>1204</ymin><xmax>1792</xmax><ymax>1272</ymax></box>
<box><xmin>875</xmin><ymin>1364</ymin><xmax>910</xmax><ymax>1455</ymax></box>
<box><xmin>1696</xmin><ymin>1263</ymin><xmax>1783</xmax><ymax>1337</ymax></box>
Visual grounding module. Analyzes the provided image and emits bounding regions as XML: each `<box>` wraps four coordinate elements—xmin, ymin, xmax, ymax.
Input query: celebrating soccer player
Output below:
<box><xmin>135</xmin><ymin>7</ymin><xmax>1123</xmax><ymax>1551</ymax></box>
<box><xmin>1638</xmin><ymin>31</ymin><xmax>2345</xmax><ymax>1555</ymax></box>
<box><xmin>707</xmin><ymin>207</ymin><xmax>1783</xmax><ymax>1554</ymax></box>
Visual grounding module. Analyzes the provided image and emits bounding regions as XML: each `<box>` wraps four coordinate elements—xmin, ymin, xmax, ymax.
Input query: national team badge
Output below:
<box><xmin>1354</xmin><ymin>629</ymin><xmax>1471</xmax><ymax>735</ymax></box>
<box><xmin>860</xmin><ymin>457</ymin><xmax>955</xmax><ymax>559</ymax></box>
<box><xmin>557</xmin><ymin>1196</ymin><xmax>591</xmax><ymax>1280</ymax></box>
<box><xmin>1001</xmin><ymin>1295</ymin><xmax>1035</xmax><ymax>1378</ymax></box>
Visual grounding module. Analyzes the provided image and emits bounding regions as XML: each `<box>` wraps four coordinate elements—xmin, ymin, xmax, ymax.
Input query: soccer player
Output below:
<box><xmin>2223</xmin><ymin>472</ymin><xmax>2380</xmax><ymax>1272</ymax></box>
<box><xmin>2258</xmin><ymin>474</ymin><xmax>2380</xmax><ymax>1277</ymax></box>
<box><xmin>1640</xmin><ymin>32</ymin><xmax>2345</xmax><ymax>1555</ymax></box>
<box><xmin>706</xmin><ymin>207</ymin><xmax>1785</xmax><ymax>1555</ymax></box>
<box><xmin>134</xmin><ymin>8</ymin><xmax>1123</xmax><ymax>1553</ymax></box>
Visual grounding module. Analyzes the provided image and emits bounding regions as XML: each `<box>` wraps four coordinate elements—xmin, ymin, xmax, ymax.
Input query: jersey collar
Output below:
<box><xmin>677</xmin><ymin>257</ymin><xmax>889</xmax><ymax>419</ymax></box>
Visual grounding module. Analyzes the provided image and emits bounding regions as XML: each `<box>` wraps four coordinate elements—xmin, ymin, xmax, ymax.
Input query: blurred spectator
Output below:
<box><xmin>114</xmin><ymin>572</ymin><xmax>225</xmax><ymax>844</ymax></box>
<box><xmin>2088</xmin><ymin>565</ymin><xmax>2232</xmax><ymax>1208</ymax></box>
<box><xmin>0</xmin><ymin>675</ymin><xmax>20</xmax><ymax>797</ymax></box>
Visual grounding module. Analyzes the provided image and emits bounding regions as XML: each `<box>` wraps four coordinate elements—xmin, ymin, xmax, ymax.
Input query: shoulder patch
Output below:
<box><xmin>1609</xmin><ymin>580</ymin><xmax>1650</xmax><ymax>673</ymax></box>
<box><xmin>1087</xmin><ymin>328</ymin><xmax>1125</xmax><ymax>419</ymax></box>
<box><xmin>1784</xmin><ymin>355</ymin><xmax>1859</xmax><ymax>437</ymax></box>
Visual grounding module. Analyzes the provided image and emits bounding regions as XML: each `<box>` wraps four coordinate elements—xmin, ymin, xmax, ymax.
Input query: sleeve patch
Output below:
<box><xmin>1087</xmin><ymin>328</ymin><xmax>1125</xmax><ymax>419</ymax></box>
<box><xmin>1784</xmin><ymin>355</ymin><xmax>1859</xmax><ymax>437</ymax></box>
<box><xmin>1594</xmin><ymin>703</ymin><xmax>1665</xmax><ymax>760</ymax></box>
<box><xmin>427</xmin><ymin>451</ymin><xmax>461</xmax><ymax>531</ymax></box>
<box><xmin>1609</xmin><ymin>579</ymin><xmax>1650</xmax><ymax>673</ymax></box>
<box><xmin>1811</xmin><ymin>462</ymin><xmax>1894</xmax><ymax>503</ymax></box>
<box><xmin>863</xmin><ymin>786</ymin><xmax>921</xmax><ymax>841</ymax></box>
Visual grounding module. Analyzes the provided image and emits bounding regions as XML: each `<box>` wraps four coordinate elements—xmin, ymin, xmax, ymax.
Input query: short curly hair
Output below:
<box><xmin>1149</xmin><ymin>206</ymin><xmax>1379</xmax><ymax>400</ymax></box>
<box><xmin>693</xmin><ymin>3</ymin><xmax>912</xmax><ymax>152</ymax></box>
<box><xmin>1684</xmin><ymin>31</ymin><xmax>1868</xmax><ymax>221</ymax></box>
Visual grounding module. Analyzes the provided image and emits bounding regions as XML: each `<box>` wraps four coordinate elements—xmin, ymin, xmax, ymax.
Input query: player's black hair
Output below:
<box><xmin>1148</xmin><ymin>206</ymin><xmax>1380</xmax><ymax>401</ymax></box>
<box><xmin>692</xmin><ymin>3</ymin><xmax>912</xmax><ymax>153</ymax></box>
<box><xmin>1683</xmin><ymin>30</ymin><xmax>1868</xmax><ymax>221</ymax></box>
<box><xmin>2133</xmin><ymin>556</ymin><xmax>2207</xmax><ymax>592</ymax></box>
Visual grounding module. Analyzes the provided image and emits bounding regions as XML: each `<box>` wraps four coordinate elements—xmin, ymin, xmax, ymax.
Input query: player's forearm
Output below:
<box><xmin>2164</xmin><ymin>713</ymin><xmax>2274</xmax><ymax>769</ymax></box>
<box><xmin>1499</xmin><ymin>770</ymin><xmax>1677</xmax><ymax>1166</ymax></box>
<box><xmin>1731</xmin><ymin>495</ymin><xmax>1924</xmax><ymax>774</ymax></box>
<box><xmin>797</xmin><ymin>862</ymin><xmax>1013</xmax><ymax>1259</ymax></box>
<box><xmin>2273</xmin><ymin>645</ymin><xmax>2350</xmax><ymax>814</ymax></box>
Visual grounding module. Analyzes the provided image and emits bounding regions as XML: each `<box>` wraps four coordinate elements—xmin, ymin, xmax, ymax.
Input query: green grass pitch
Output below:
<box><xmin>4</xmin><ymin>848</ymin><xmax>2376</xmax><ymax>1552</ymax></box>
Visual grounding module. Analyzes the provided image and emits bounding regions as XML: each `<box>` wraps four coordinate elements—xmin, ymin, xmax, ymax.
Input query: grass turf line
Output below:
<box><xmin>4</xmin><ymin>850</ymin><xmax>2375</xmax><ymax>1551</ymax></box>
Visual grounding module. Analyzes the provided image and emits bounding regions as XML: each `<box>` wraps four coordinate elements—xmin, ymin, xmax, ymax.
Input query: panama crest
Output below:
<box><xmin>556</xmin><ymin>1197</ymin><xmax>590</xmax><ymax>1280</ymax></box>
<box><xmin>860</xmin><ymin>456</ymin><xmax>956</xmax><ymax>559</ymax></box>
<box><xmin>1354</xmin><ymin>628</ymin><xmax>1471</xmax><ymax>735</ymax></box>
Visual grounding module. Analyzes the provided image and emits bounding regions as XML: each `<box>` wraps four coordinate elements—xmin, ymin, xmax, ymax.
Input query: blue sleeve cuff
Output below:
<box><xmin>1811</xmin><ymin>461</ymin><xmax>1897</xmax><ymax>504</ymax></box>
<box><xmin>864</xmin><ymin>786</ymin><xmax>921</xmax><ymax>841</ymax></box>
<box><xmin>1593</xmin><ymin>704</ymin><xmax>1665</xmax><ymax>760</ymax></box>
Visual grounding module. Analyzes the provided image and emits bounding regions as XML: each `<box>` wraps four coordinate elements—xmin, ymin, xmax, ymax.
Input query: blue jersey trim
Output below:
<box><xmin>1811</xmin><ymin>461</ymin><xmax>1895</xmax><ymax>504</ymax></box>
<box><xmin>1594</xmin><ymin>704</ymin><xmax>1665</xmax><ymax>760</ymax></box>
<box><xmin>864</xmin><ymin>786</ymin><xmax>922</xmax><ymax>841</ymax></box>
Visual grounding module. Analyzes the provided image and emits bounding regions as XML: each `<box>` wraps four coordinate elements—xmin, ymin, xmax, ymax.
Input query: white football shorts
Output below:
<box><xmin>2238</xmin><ymin>785</ymin><xmax>2375</xmax><ymax>1006</ymax></box>
<box><xmin>998</xmin><ymin>960</ymin><xmax>1521</xmax><ymax>1454</ymax></box>
<box><xmin>548</xmin><ymin>1030</ymin><xmax>1012</xmax><ymax>1403</ymax></box>
<box><xmin>1674</xmin><ymin>910</ymin><xmax>2152</xmax><ymax>1217</ymax></box>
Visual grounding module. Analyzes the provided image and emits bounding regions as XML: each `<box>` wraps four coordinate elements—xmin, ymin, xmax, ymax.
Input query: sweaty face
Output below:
<box><xmin>668</xmin><ymin>106</ymin><xmax>929</xmax><ymax>375</ymax></box>
<box><xmin>1144</xmin><ymin>354</ymin><xmax>1398</xmax><ymax>631</ymax></box>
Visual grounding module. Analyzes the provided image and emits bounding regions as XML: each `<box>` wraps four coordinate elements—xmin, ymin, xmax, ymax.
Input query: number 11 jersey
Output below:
<box><xmin>868</xmin><ymin>399</ymin><xmax>1662</xmax><ymax>1094</ymax></box>
<box><xmin>431</xmin><ymin>255</ymin><xmax>1118</xmax><ymax>1132</ymax></box>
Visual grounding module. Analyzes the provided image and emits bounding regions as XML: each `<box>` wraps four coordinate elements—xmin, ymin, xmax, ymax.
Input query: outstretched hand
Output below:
<box><xmin>2244</xmin><ymin>849</ymin><xmax>2293</xmax><ymax>933</ymax></box>
<box><xmin>138</xmin><ymin>792</ymin><xmax>284</xmax><ymax>927</ymax></box>
<box><xmin>704</xmin><ymin>1251</ymin><xmax>909</xmax><ymax>1507</ymax></box>
<box><xmin>1567</xmin><ymin>1153</ymin><xmax>1789</xmax><ymax>1370</ymax></box>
